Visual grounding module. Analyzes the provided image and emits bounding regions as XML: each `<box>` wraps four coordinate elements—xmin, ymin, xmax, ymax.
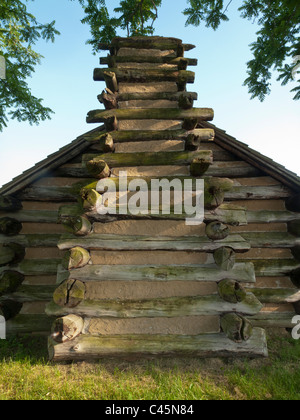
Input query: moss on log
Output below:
<box><xmin>0</xmin><ymin>243</ymin><xmax>25</xmax><ymax>266</ymax></box>
<box><xmin>62</xmin><ymin>216</ymin><xmax>92</xmax><ymax>237</ymax></box>
<box><xmin>53</xmin><ymin>279</ymin><xmax>86</xmax><ymax>308</ymax></box>
<box><xmin>94</xmin><ymin>68</ymin><xmax>195</xmax><ymax>84</ymax></box>
<box><xmin>57</xmin><ymin>233</ymin><xmax>250</xmax><ymax>253</ymax></box>
<box><xmin>0</xmin><ymin>196</ymin><xmax>22</xmax><ymax>212</ymax></box>
<box><xmin>67</xmin><ymin>262</ymin><xmax>256</xmax><ymax>283</ymax></box>
<box><xmin>51</xmin><ymin>315</ymin><xmax>84</xmax><ymax>343</ymax></box>
<box><xmin>82</xmin><ymin>150</ymin><xmax>213</xmax><ymax>168</ymax></box>
<box><xmin>214</xmin><ymin>247</ymin><xmax>236</xmax><ymax>271</ymax></box>
<box><xmin>48</xmin><ymin>328</ymin><xmax>268</xmax><ymax>361</ymax></box>
<box><xmin>86</xmin><ymin>108</ymin><xmax>214</xmax><ymax>124</ymax></box>
<box><xmin>0</xmin><ymin>218</ymin><xmax>22</xmax><ymax>236</ymax></box>
<box><xmin>62</xmin><ymin>247</ymin><xmax>91</xmax><ymax>270</ymax></box>
<box><xmin>85</xmin><ymin>158</ymin><xmax>110</xmax><ymax>179</ymax></box>
<box><xmin>190</xmin><ymin>157</ymin><xmax>212</xmax><ymax>176</ymax></box>
<box><xmin>206</xmin><ymin>221</ymin><xmax>229</xmax><ymax>240</ymax></box>
<box><xmin>46</xmin><ymin>291</ymin><xmax>263</xmax><ymax>319</ymax></box>
<box><xmin>218</xmin><ymin>279</ymin><xmax>247</xmax><ymax>304</ymax></box>
<box><xmin>0</xmin><ymin>271</ymin><xmax>24</xmax><ymax>295</ymax></box>
<box><xmin>221</xmin><ymin>313</ymin><xmax>253</xmax><ymax>343</ymax></box>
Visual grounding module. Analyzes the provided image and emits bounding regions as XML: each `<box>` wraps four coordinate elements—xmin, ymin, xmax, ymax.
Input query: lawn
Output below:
<box><xmin>0</xmin><ymin>329</ymin><xmax>299</xmax><ymax>400</ymax></box>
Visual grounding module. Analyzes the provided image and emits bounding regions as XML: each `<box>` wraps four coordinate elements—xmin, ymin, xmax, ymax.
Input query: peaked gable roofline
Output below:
<box><xmin>1</xmin><ymin>122</ymin><xmax>299</xmax><ymax>196</ymax></box>
<box><xmin>0</xmin><ymin>125</ymin><xmax>105</xmax><ymax>196</ymax></box>
<box><xmin>200</xmin><ymin>121</ymin><xmax>300</xmax><ymax>193</ymax></box>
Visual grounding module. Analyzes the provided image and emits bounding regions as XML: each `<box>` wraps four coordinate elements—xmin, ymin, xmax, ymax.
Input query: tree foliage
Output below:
<box><xmin>0</xmin><ymin>0</ymin><xmax>60</xmax><ymax>131</ymax></box>
<box><xmin>77</xmin><ymin>0</ymin><xmax>300</xmax><ymax>101</ymax></box>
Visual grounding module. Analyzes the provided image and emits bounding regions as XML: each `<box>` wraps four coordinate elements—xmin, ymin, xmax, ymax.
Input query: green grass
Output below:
<box><xmin>0</xmin><ymin>330</ymin><xmax>300</xmax><ymax>400</ymax></box>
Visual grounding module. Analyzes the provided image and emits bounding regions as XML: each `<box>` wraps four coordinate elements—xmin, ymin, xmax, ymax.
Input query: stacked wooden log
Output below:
<box><xmin>46</xmin><ymin>36</ymin><xmax>268</xmax><ymax>360</ymax></box>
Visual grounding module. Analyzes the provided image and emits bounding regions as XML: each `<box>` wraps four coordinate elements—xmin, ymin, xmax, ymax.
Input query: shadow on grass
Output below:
<box><xmin>0</xmin><ymin>335</ymin><xmax>49</xmax><ymax>364</ymax></box>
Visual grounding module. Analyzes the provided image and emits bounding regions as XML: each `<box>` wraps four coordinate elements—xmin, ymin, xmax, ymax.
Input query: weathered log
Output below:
<box><xmin>46</xmin><ymin>292</ymin><xmax>263</xmax><ymax>319</ymax></box>
<box><xmin>177</xmin><ymin>58</ymin><xmax>189</xmax><ymax>71</ymax></box>
<box><xmin>0</xmin><ymin>245</ymin><xmax>15</xmax><ymax>266</ymax></box>
<box><xmin>190</xmin><ymin>157</ymin><xmax>212</xmax><ymax>176</ymax></box>
<box><xmin>288</xmin><ymin>220</ymin><xmax>300</xmax><ymax>237</ymax></box>
<box><xmin>110</xmin><ymin>36</ymin><xmax>183</xmax><ymax>51</ymax></box>
<box><xmin>53</xmin><ymin>279</ymin><xmax>86</xmax><ymax>308</ymax></box>
<box><xmin>51</xmin><ymin>314</ymin><xmax>84</xmax><ymax>343</ymax></box>
<box><xmin>117</xmin><ymin>91</ymin><xmax>198</xmax><ymax>103</ymax></box>
<box><xmin>101</xmin><ymin>55</ymin><xmax>197</xmax><ymax>66</ymax></box>
<box><xmin>58</xmin><ymin>202</ymin><xmax>247</xmax><ymax>226</ymax></box>
<box><xmin>0</xmin><ymin>299</ymin><xmax>22</xmax><ymax>320</ymax></box>
<box><xmin>0</xmin><ymin>243</ymin><xmax>25</xmax><ymax>266</ymax></box>
<box><xmin>225</xmin><ymin>185</ymin><xmax>290</xmax><ymax>200</ymax></box>
<box><xmin>88</xmin><ymin>128</ymin><xmax>214</xmax><ymax>144</ymax></box>
<box><xmin>0</xmin><ymin>195</ymin><xmax>22</xmax><ymax>212</ymax></box>
<box><xmin>98</xmin><ymin>89</ymin><xmax>118</xmax><ymax>109</ymax></box>
<box><xmin>0</xmin><ymin>217</ymin><xmax>22</xmax><ymax>236</ymax></box>
<box><xmin>94</xmin><ymin>68</ymin><xmax>195</xmax><ymax>84</ymax></box>
<box><xmin>238</xmin><ymin>258</ymin><xmax>300</xmax><ymax>277</ymax></box>
<box><xmin>178</xmin><ymin>93</ymin><xmax>194</xmax><ymax>109</ymax></box>
<box><xmin>218</xmin><ymin>279</ymin><xmax>247</xmax><ymax>303</ymax></box>
<box><xmin>81</xmin><ymin>188</ymin><xmax>102</xmax><ymax>210</ymax></box>
<box><xmin>67</xmin><ymin>262</ymin><xmax>256</xmax><ymax>283</ymax></box>
<box><xmin>286</xmin><ymin>194</ymin><xmax>300</xmax><ymax>212</ymax></box>
<box><xmin>58</xmin><ymin>233</ymin><xmax>250</xmax><ymax>253</ymax></box>
<box><xmin>247</xmin><ymin>287</ymin><xmax>300</xmax><ymax>304</ymax></box>
<box><xmin>62</xmin><ymin>216</ymin><xmax>92</xmax><ymax>237</ymax></box>
<box><xmin>86</xmin><ymin>108</ymin><xmax>214</xmax><ymax>124</ymax></box>
<box><xmin>102</xmin><ymin>71</ymin><xmax>118</xmax><ymax>93</ymax></box>
<box><xmin>221</xmin><ymin>314</ymin><xmax>253</xmax><ymax>343</ymax></box>
<box><xmin>206</xmin><ymin>221</ymin><xmax>229</xmax><ymax>241</ymax></box>
<box><xmin>241</xmin><ymin>232</ymin><xmax>300</xmax><ymax>248</ymax></box>
<box><xmin>6</xmin><ymin>314</ymin><xmax>55</xmax><ymax>335</ymax></box>
<box><xmin>104</xmin><ymin>115</ymin><xmax>118</xmax><ymax>132</ymax></box>
<box><xmin>85</xmin><ymin>158</ymin><xmax>110</xmax><ymax>179</ymax></box>
<box><xmin>214</xmin><ymin>247</ymin><xmax>236</xmax><ymax>271</ymax></box>
<box><xmin>0</xmin><ymin>271</ymin><xmax>24</xmax><ymax>295</ymax></box>
<box><xmin>100</xmin><ymin>55</ymin><xmax>198</xmax><ymax>67</ymax></box>
<box><xmin>247</xmin><ymin>210</ymin><xmax>300</xmax><ymax>224</ymax></box>
<box><xmin>96</xmin><ymin>133</ymin><xmax>115</xmax><ymax>153</ymax></box>
<box><xmin>82</xmin><ymin>150</ymin><xmax>213</xmax><ymax>168</ymax></box>
<box><xmin>182</xmin><ymin>118</ymin><xmax>198</xmax><ymax>131</ymax></box>
<box><xmin>0</xmin><ymin>233</ymin><xmax>61</xmax><ymax>247</ymax></box>
<box><xmin>3</xmin><ymin>284</ymin><xmax>55</xmax><ymax>302</ymax></box>
<box><xmin>204</xmin><ymin>186</ymin><xmax>225</xmax><ymax>209</ymax></box>
<box><xmin>62</xmin><ymin>247</ymin><xmax>91</xmax><ymax>270</ymax></box>
<box><xmin>15</xmin><ymin>259</ymin><xmax>61</xmax><ymax>276</ymax></box>
<box><xmin>185</xmin><ymin>134</ymin><xmax>202</xmax><ymax>151</ymax></box>
<box><xmin>83</xmin><ymin>176</ymin><xmax>233</xmax><ymax>194</ymax></box>
<box><xmin>48</xmin><ymin>328</ymin><xmax>268</xmax><ymax>361</ymax></box>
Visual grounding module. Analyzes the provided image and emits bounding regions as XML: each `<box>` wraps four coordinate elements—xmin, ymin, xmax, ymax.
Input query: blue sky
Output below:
<box><xmin>0</xmin><ymin>0</ymin><xmax>299</xmax><ymax>187</ymax></box>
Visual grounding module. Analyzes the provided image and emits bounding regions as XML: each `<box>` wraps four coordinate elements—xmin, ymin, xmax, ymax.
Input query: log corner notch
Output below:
<box><xmin>0</xmin><ymin>195</ymin><xmax>23</xmax><ymax>212</ymax></box>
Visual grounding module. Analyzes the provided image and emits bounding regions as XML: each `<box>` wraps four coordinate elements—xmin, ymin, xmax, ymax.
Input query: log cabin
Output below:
<box><xmin>0</xmin><ymin>36</ymin><xmax>300</xmax><ymax>361</ymax></box>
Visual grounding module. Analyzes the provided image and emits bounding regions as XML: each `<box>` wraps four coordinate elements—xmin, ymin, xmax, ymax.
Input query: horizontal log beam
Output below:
<box><xmin>241</xmin><ymin>232</ymin><xmax>300</xmax><ymax>248</ymax></box>
<box><xmin>57</xmin><ymin>233</ymin><xmax>250</xmax><ymax>253</ymax></box>
<box><xmin>108</xmin><ymin>37</ymin><xmax>185</xmax><ymax>51</ymax></box>
<box><xmin>46</xmin><ymin>292</ymin><xmax>262</xmax><ymax>318</ymax></box>
<box><xmin>225</xmin><ymin>185</ymin><xmax>291</xmax><ymax>200</ymax></box>
<box><xmin>82</xmin><ymin>150</ymin><xmax>213</xmax><ymax>168</ymax></box>
<box><xmin>247</xmin><ymin>210</ymin><xmax>300</xmax><ymax>224</ymax></box>
<box><xmin>247</xmin><ymin>287</ymin><xmax>300</xmax><ymax>304</ymax></box>
<box><xmin>86</xmin><ymin>108</ymin><xmax>214</xmax><ymax>124</ymax></box>
<box><xmin>237</xmin><ymin>258</ymin><xmax>300</xmax><ymax>276</ymax></box>
<box><xmin>0</xmin><ymin>233</ymin><xmax>61</xmax><ymax>247</ymax></box>
<box><xmin>94</xmin><ymin>68</ymin><xmax>195</xmax><ymax>84</ymax></box>
<box><xmin>0</xmin><ymin>195</ymin><xmax>22</xmax><ymax>212</ymax></box>
<box><xmin>68</xmin><ymin>262</ymin><xmax>256</xmax><ymax>283</ymax></box>
<box><xmin>117</xmin><ymin>91</ymin><xmax>198</xmax><ymax>103</ymax></box>
<box><xmin>100</xmin><ymin>56</ymin><xmax>198</xmax><ymax>66</ymax></box>
<box><xmin>48</xmin><ymin>328</ymin><xmax>268</xmax><ymax>361</ymax></box>
<box><xmin>59</xmin><ymin>202</ymin><xmax>247</xmax><ymax>226</ymax></box>
<box><xmin>86</xmin><ymin>128</ymin><xmax>214</xmax><ymax>143</ymax></box>
<box><xmin>6</xmin><ymin>314</ymin><xmax>55</xmax><ymax>335</ymax></box>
